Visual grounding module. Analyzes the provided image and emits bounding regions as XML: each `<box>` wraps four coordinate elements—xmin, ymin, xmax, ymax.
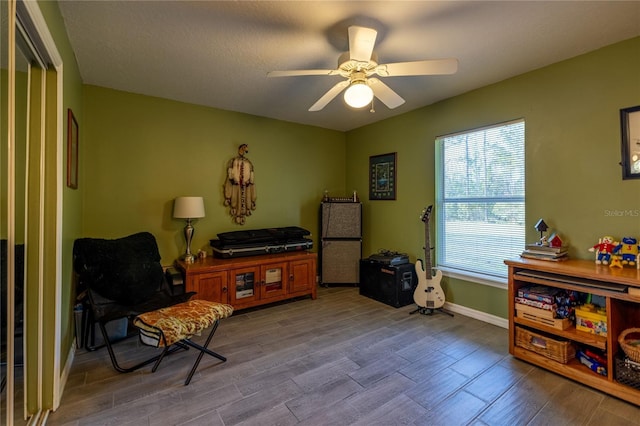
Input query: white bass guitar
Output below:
<box><xmin>412</xmin><ymin>205</ymin><xmax>445</xmax><ymax>310</ymax></box>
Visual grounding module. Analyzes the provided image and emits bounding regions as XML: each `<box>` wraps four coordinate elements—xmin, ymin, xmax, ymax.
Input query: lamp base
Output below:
<box><xmin>183</xmin><ymin>219</ymin><xmax>196</xmax><ymax>263</ymax></box>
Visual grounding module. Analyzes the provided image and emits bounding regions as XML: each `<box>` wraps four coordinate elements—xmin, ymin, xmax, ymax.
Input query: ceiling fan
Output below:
<box><xmin>267</xmin><ymin>26</ymin><xmax>458</xmax><ymax>112</ymax></box>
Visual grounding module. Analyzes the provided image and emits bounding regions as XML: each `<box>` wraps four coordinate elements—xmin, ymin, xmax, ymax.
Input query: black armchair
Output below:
<box><xmin>73</xmin><ymin>232</ymin><xmax>193</xmax><ymax>373</ymax></box>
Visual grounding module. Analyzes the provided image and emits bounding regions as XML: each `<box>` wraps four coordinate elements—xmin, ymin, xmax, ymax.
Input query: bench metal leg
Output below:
<box><xmin>96</xmin><ymin>321</ymin><xmax>187</xmax><ymax>373</ymax></box>
<box><xmin>183</xmin><ymin>320</ymin><xmax>225</xmax><ymax>385</ymax></box>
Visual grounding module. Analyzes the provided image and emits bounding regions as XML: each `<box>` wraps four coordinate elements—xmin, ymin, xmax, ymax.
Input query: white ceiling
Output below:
<box><xmin>57</xmin><ymin>1</ymin><xmax>640</xmax><ymax>132</ymax></box>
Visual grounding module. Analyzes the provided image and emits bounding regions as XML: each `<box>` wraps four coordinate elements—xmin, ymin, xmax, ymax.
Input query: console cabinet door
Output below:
<box><xmin>289</xmin><ymin>259</ymin><xmax>314</xmax><ymax>295</ymax></box>
<box><xmin>229</xmin><ymin>266</ymin><xmax>261</xmax><ymax>307</ymax></box>
<box><xmin>190</xmin><ymin>271</ymin><xmax>228</xmax><ymax>304</ymax></box>
<box><xmin>260</xmin><ymin>262</ymin><xmax>288</xmax><ymax>301</ymax></box>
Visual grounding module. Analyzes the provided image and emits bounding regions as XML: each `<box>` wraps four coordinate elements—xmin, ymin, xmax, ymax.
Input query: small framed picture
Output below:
<box><xmin>620</xmin><ymin>105</ymin><xmax>640</xmax><ymax>180</ymax></box>
<box><xmin>67</xmin><ymin>108</ymin><xmax>78</xmax><ymax>189</ymax></box>
<box><xmin>369</xmin><ymin>152</ymin><xmax>396</xmax><ymax>200</ymax></box>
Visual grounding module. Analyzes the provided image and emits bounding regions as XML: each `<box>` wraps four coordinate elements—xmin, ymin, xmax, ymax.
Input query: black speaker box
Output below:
<box><xmin>359</xmin><ymin>260</ymin><xmax>417</xmax><ymax>308</ymax></box>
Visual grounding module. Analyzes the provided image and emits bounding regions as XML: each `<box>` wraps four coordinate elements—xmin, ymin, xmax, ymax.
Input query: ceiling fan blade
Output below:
<box><xmin>376</xmin><ymin>58</ymin><xmax>458</xmax><ymax>77</ymax></box>
<box><xmin>268</xmin><ymin>69</ymin><xmax>339</xmax><ymax>77</ymax></box>
<box><xmin>348</xmin><ymin>26</ymin><xmax>377</xmax><ymax>62</ymax></box>
<box><xmin>369</xmin><ymin>78</ymin><xmax>405</xmax><ymax>109</ymax></box>
<box><xmin>309</xmin><ymin>80</ymin><xmax>350</xmax><ymax>111</ymax></box>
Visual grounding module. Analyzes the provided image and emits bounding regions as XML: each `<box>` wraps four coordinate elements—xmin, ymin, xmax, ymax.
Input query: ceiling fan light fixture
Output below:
<box><xmin>344</xmin><ymin>81</ymin><xmax>373</xmax><ymax>109</ymax></box>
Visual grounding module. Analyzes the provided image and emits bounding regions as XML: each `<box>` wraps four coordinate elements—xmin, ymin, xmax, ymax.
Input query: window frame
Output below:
<box><xmin>434</xmin><ymin>119</ymin><xmax>526</xmax><ymax>287</ymax></box>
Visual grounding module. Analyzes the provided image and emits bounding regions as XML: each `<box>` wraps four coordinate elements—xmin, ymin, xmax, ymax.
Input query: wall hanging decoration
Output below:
<box><xmin>224</xmin><ymin>144</ymin><xmax>256</xmax><ymax>224</ymax></box>
<box><xmin>620</xmin><ymin>105</ymin><xmax>640</xmax><ymax>180</ymax></box>
<box><xmin>369</xmin><ymin>152</ymin><xmax>396</xmax><ymax>200</ymax></box>
<box><xmin>67</xmin><ymin>108</ymin><xmax>78</xmax><ymax>189</ymax></box>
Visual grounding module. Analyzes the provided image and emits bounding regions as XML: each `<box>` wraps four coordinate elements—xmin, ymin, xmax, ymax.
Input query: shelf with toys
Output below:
<box><xmin>506</xmin><ymin>258</ymin><xmax>640</xmax><ymax>405</ymax></box>
<box><xmin>507</xmin><ymin>222</ymin><xmax>640</xmax><ymax>405</ymax></box>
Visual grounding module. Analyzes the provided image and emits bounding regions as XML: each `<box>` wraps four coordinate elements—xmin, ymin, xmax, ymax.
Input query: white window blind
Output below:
<box><xmin>436</xmin><ymin>119</ymin><xmax>525</xmax><ymax>280</ymax></box>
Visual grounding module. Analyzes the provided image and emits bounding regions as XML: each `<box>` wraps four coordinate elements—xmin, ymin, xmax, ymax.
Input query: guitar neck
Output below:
<box><xmin>424</xmin><ymin>216</ymin><xmax>433</xmax><ymax>280</ymax></box>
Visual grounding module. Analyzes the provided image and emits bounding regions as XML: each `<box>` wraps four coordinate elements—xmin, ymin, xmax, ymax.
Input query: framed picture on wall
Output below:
<box><xmin>621</xmin><ymin>105</ymin><xmax>640</xmax><ymax>180</ymax></box>
<box><xmin>369</xmin><ymin>152</ymin><xmax>396</xmax><ymax>200</ymax></box>
<box><xmin>67</xmin><ymin>109</ymin><xmax>78</xmax><ymax>189</ymax></box>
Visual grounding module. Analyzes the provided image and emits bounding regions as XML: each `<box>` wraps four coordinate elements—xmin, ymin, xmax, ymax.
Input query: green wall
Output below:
<box><xmin>82</xmin><ymin>86</ymin><xmax>346</xmax><ymax>262</ymax></box>
<box><xmin>82</xmin><ymin>38</ymin><xmax>640</xmax><ymax>321</ymax></box>
<box><xmin>346</xmin><ymin>36</ymin><xmax>640</xmax><ymax>318</ymax></box>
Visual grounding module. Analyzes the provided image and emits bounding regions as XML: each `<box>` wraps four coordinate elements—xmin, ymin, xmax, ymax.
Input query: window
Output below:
<box><xmin>435</xmin><ymin>119</ymin><xmax>525</xmax><ymax>282</ymax></box>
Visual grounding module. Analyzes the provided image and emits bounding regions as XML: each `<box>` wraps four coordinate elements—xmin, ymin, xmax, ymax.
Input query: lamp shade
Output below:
<box><xmin>173</xmin><ymin>196</ymin><xmax>205</xmax><ymax>219</ymax></box>
<box><xmin>344</xmin><ymin>81</ymin><xmax>373</xmax><ymax>108</ymax></box>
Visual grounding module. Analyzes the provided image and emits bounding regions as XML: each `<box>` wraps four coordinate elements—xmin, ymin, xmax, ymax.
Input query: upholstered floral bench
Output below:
<box><xmin>133</xmin><ymin>299</ymin><xmax>233</xmax><ymax>385</ymax></box>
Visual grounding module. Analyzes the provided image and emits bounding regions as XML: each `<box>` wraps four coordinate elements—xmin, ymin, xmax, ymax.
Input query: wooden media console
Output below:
<box><xmin>175</xmin><ymin>251</ymin><xmax>317</xmax><ymax>311</ymax></box>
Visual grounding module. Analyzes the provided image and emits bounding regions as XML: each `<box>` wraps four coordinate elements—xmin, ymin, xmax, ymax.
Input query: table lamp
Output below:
<box><xmin>173</xmin><ymin>196</ymin><xmax>205</xmax><ymax>262</ymax></box>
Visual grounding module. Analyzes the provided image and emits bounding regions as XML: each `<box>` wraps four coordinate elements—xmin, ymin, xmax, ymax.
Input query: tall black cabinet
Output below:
<box><xmin>320</xmin><ymin>201</ymin><xmax>362</xmax><ymax>285</ymax></box>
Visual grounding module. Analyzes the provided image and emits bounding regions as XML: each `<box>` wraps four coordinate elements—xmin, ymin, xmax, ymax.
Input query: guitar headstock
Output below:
<box><xmin>420</xmin><ymin>205</ymin><xmax>433</xmax><ymax>223</ymax></box>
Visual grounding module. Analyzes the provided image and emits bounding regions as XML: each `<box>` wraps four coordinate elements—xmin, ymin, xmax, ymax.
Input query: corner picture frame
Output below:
<box><xmin>620</xmin><ymin>105</ymin><xmax>640</xmax><ymax>180</ymax></box>
<box><xmin>369</xmin><ymin>152</ymin><xmax>396</xmax><ymax>200</ymax></box>
<box><xmin>67</xmin><ymin>108</ymin><xmax>78</xmax><ymax>189</ymax></box>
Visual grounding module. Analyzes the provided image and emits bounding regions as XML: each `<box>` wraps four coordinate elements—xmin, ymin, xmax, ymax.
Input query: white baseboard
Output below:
<box><xmin>443</xmin><ymin>301</ymin><xmax>508</xmax><ymax>329</ymax></box>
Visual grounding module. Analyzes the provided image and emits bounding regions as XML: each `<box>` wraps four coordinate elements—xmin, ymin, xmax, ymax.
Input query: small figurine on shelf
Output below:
<box><xmin>609</xmin><ymin>255</ymin><xmax>623</xmax><ymax>269</ymax></box>
<box><xmin>613</xmin><ymin>236</ymin><xmax>640</xmax><ymax>267</ymax></box>
<box><xmin>547</xmin><ymin>233</ymin><xmax>563</xmax><ymax>248</ymax></box>
<box><xmin>588</xmin><ymin>236</ymin><xmax>618</xmax><ymax>265</ymax></box>
<box><xmin>521</xmin><ymin>219</ymin><xmax>569</xmax><ymax>261</ymax></box>
<box><xmin>534</xmin><ymin>219</ymin><xmax>548</xmax><ymax>245</ymax></box>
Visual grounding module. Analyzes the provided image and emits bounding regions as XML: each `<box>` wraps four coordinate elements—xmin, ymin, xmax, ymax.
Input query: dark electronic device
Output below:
<box><xmin>366</xmin><ymin>249</ymin><xmax>409</xmax><ymax>266</ymax></box>
<box><xmin>165</xmin><ymin>266</ymin><xmax>185</xmax><ymax>296</ymax></box>
<box><xmin>359</xmin><ymin>257</ymin><xmax>417</xmax><ymax>308</ymax></box>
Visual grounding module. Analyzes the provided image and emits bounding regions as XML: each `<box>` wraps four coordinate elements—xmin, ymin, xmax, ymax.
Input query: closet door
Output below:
<box><xmin>3</xmin><ymin>1</ymin><xmax>64</xmax><ymax>422</ymax></box>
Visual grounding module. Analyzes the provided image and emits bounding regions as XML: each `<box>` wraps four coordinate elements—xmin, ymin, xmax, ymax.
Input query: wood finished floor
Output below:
<box><xmin>47</xmin><ymin>286</ymin><xmax>640</xmax><ymax>426</ymax></box>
